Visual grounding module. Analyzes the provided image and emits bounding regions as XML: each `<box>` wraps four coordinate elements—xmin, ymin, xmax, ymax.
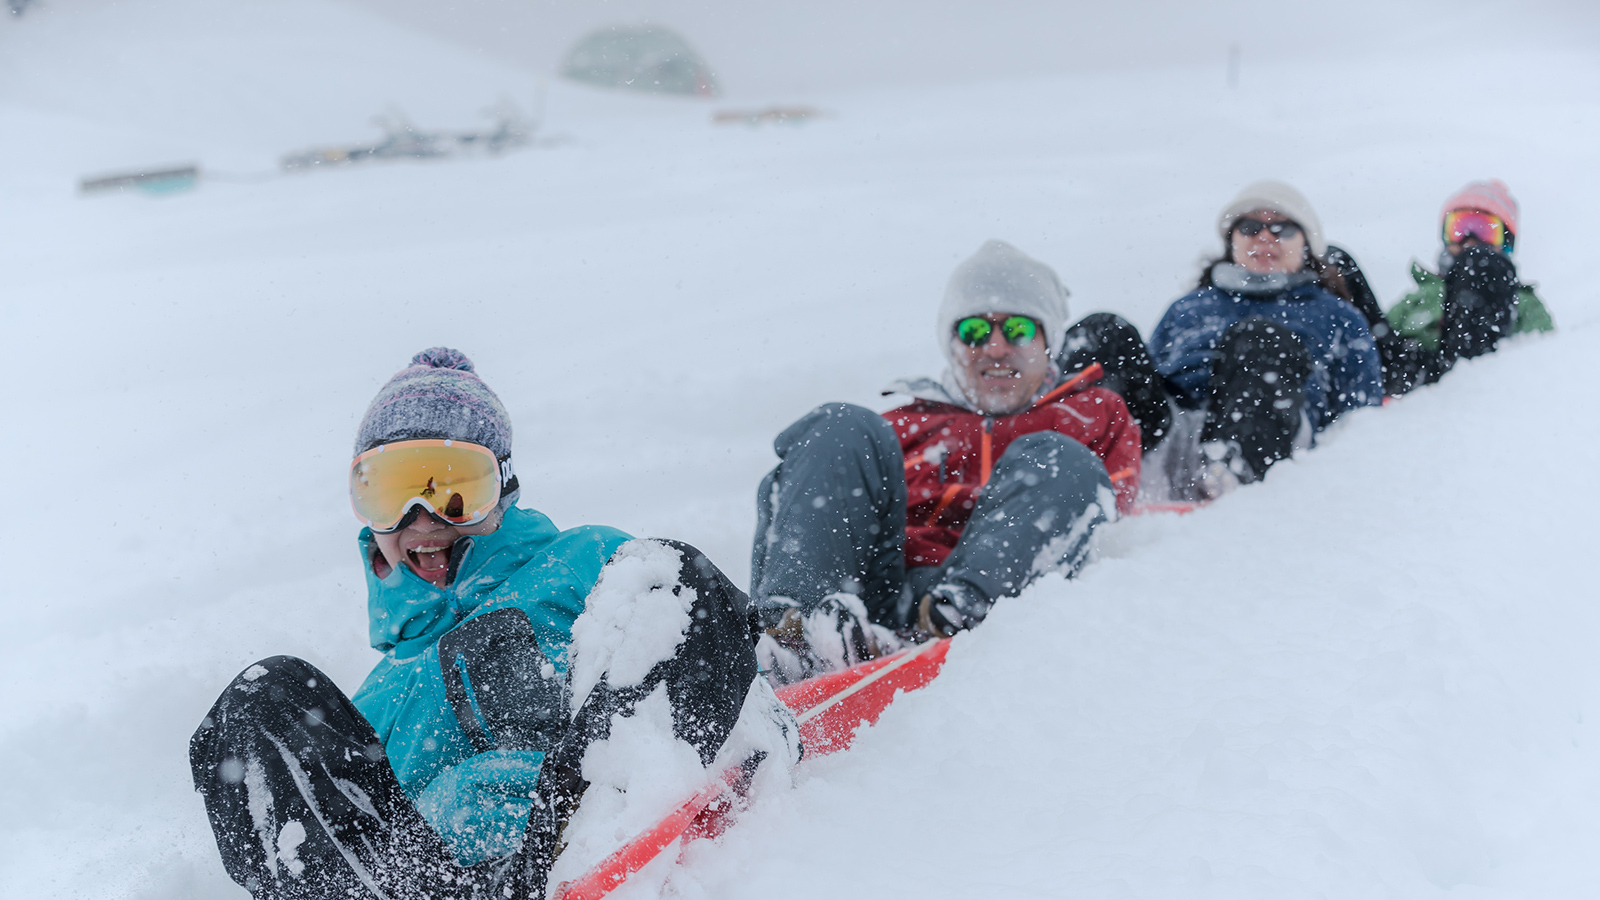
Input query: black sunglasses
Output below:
<box><xmin>1234</xmin><ymin>218</ymin><xmax>1303</xmax><ymax>240</ymax></box>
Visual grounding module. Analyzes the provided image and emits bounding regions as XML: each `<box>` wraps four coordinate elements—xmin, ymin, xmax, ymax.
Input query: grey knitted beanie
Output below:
<box><xmin>938</xmin><ymin>240</ymin><xmax>1071</xmax><ymax>362</ymax></box>
<box><xmin>353</xmin><ymin>348</ymin><xmax>513</xmax><ymax>461</ymax></box>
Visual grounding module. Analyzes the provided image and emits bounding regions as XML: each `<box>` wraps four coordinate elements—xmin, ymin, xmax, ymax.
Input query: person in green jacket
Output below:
<box><xmin>190</xmin><ymin>348</ymin><xmax>796</xmax><ymax>900</ymax></box>
<box><xmin>1383</xmin><ymin>179</ymin><xmax>1553</xmax><ymax>390</ymax></box>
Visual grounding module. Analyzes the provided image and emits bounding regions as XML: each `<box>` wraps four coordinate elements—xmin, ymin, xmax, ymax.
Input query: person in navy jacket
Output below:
<box><xmin>1057</xmin><ymin>180</ymin><xmax>1382</xmax><ymax>499</ymax></box>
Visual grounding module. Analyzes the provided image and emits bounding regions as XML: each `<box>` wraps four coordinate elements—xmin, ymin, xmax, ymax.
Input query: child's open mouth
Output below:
<box><xmin>406</xmin><ymin>542</ymin><xmax>453</xmax><ymax>581</ymax></box>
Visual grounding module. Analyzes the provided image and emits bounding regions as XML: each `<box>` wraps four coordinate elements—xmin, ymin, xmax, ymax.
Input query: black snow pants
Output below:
<box><xmin>1326</xmin><ymin>244</ymin><xmax>1422</xmax><ymax>398</ymax></box>
<box><xmin>190</xmin><ymin>540</ymin><xmax>758</xmax><ymax>900</ymax></box>
<box><xmin>749</xmin><ymin>403</ymin><xmax>1112</xmax><ymax>632</ymax></box>
<box><xmin>1058</xmin><ymin>312</ymin><xmax>1173</xmax><ymax>453</ymax></box>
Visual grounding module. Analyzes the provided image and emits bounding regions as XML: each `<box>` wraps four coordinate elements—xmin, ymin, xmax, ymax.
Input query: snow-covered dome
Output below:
<box><xmin>560</xmin><ymin>24</ymin><xmax>718</xmax><ymax>97</ymax></box>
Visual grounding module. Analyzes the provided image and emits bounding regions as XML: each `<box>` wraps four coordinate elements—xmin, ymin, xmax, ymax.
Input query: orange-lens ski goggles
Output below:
<box><xmin>350</xmin><ymin>439</ymin><xmax>509</xmax><ymax>533</ymax></box>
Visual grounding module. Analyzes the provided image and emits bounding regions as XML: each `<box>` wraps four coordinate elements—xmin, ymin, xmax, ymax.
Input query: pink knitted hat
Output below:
<box><xmin>1441</xmin><ymin>180</ymin><xmax>1520</xmax><ymax>236</ymax></box>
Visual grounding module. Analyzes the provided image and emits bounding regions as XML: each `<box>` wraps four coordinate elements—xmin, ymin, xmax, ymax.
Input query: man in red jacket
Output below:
<box><xmin>752</xmin><ymin>240</ymin><xmax>1142</xmax><ymax>682</ymax></box>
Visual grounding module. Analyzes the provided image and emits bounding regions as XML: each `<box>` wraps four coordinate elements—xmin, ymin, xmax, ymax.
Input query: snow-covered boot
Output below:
<box><xmin>516</xmin><ymin>539</ymin><xmax>797</xmax><ymax>897</ymax></box>
<box><xmin>1200</xmin><ymin>317</ymin><xmax>1312</xmax><ymax>484</ymax></box>
<box><xmin>757</xmin><ymin>592</ymin><xmax>902</xmax><ymax>684</ymax></box>
<box><xmin>1195</xmin><ymin>439</ymin><xmax>1249</xmax><ymax>500</ymax></box>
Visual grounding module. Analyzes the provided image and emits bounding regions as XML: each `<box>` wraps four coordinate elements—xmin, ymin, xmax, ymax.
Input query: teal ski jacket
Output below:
<box><xmin>350</xmin><ymin>505</ymin><xmax>631</xmax><ymax>866</ymax></box>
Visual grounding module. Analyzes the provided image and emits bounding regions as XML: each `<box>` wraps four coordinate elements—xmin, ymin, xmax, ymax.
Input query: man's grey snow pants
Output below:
<box><xmin>750</xmin><ymin>403</ymin><xmax>1113</xmax><ymax>631</ymax></box>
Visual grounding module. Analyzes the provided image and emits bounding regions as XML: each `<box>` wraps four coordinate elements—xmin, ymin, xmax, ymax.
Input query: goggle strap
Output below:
<box><xmin>372</xmin><ymin>495</ymin><xmax>503</xmax><ymax>535</ymax></box>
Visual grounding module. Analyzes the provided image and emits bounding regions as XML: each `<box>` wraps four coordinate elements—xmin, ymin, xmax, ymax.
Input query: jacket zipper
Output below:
<box><xmin>979</xmin><ymin>417</ymin><xmax>993</xmax><ymax>486</ymax></box>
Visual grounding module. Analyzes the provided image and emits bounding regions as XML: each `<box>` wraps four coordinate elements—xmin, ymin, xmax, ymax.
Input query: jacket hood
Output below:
<box><xmin>882</xmin><ymin>361</ymin><xmax>1076</xmax><ymax>413</ymax></box>
<box><xmin>361</xmin><ymin>505</ymin><xmax>559</xmax><ymax>659</ymax></box>
<box><xmin>882</xmin><ymin>370</ymin><xmax>975</xmax><ymax>410</ymax></box>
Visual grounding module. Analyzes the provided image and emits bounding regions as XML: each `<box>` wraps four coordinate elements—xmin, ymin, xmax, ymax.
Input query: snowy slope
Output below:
<box><xmin>1</xmin><ymin>1</ymin><xmax>1598</xmax><ymax>897</ymax></box>
<box><xmin>678</xmin><ymin>330</ymin><xmax>1600</xmax><ymax>898</ymax></box>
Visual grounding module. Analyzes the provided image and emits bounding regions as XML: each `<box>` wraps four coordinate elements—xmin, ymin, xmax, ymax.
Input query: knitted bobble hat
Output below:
<box><xmin>1441</xmin><ymin>179</ymin><xmax>1520</xmax><ymax>237</ymax></box>
<box><xmin>353</xmin><ymin>348</ymin><xmax>514</xmax><ymax>463</ymax></box>
<box><xmin>1217</xmin><ymin>179</ymin><xmax>1328</xmax><ymax>257</ymax></box>
<box><xmin>938</xmin><ymin>239</ymin><xmax>1071</xmax><ymax>361</ymax></box>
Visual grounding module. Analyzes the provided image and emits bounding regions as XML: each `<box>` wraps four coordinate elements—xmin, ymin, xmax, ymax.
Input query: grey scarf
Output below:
<box><xmin>1210</xmin><ymin>262</ymin><xmax>1317</xmax><ymax>297</ymax></box>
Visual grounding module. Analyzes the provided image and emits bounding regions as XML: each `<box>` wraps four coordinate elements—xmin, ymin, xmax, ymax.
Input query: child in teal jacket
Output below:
<box><xmin>352</xmin><ymin>504</ymin><xmax>629</xmax><ymax>865</ymax></box>
<box><xmin>190</xmin><ymin>348</ymin><xmax>796</xmax><ymax>900</ymax></box>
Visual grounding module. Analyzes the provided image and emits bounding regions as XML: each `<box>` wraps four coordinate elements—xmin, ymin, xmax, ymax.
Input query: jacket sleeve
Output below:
<box><xmin>1514</xmin><ymin>285</ymin><xmax>1555</xmax><ymax>334</ymax></box>
<box><xmin>1149</xmin><ymin>289</ymin><xmax>1223</xmax><ymax>407</ymax></box>
<box><xmin>415</xmin><ymin>749</ymin><xmax>544</xmax><ymax>866</ymax></box>
<box><xmin>1386</xmin><ymin>264</ymin><xmax>1444</xmax><ymax>349</ymax></box>
<box><xmin>1325</xmin><ymin>306</ymin><xmax>1384</xmax><ymax>422</ymax></box>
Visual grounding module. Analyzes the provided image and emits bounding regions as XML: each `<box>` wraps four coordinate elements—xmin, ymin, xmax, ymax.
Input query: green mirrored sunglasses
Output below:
<box><xmin>955</xmin><ymin>315</ymin><xmax>1039</xmax><ymax>347</ymax></box>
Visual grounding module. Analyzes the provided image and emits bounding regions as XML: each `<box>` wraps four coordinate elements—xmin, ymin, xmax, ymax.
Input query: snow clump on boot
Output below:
<box><xmin>568</xmin><ymin>539</ymin><xmax>695</xmax><ymax>713</ymax></box>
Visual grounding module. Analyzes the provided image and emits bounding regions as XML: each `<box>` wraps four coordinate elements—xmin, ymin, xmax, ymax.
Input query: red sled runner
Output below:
<box><xmin>552</xmin><ymin>638</ymin><xmax>954</xmax><ymax>900</ymax></box>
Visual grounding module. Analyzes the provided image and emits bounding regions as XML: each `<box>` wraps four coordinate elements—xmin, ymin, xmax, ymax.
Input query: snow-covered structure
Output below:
<box><xmin>561</xmin><ymin>24</ymin><xmax>718</xmax><ymax>97</ymax></box>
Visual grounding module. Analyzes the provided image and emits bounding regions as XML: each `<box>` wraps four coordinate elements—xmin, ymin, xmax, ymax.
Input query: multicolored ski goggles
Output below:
<box><xmin>955</xmin><ymin>315</ymin><xmax>1040</xmax><ymax>348</ymax></box>
<box><xmin>350</xmin><ymin>439</ymin><xmax>515</xmax><ymax>533</ymax></box>
<box><xmin>1443</xmin><ymin>209</ymin><xmax>1512</xmax><ymax>251</ymax></box>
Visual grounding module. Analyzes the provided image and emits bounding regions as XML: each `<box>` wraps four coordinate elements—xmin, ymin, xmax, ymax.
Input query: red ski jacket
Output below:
<box><xmin>884</xmin><ymin>365</ymin><xmax>1141</xmax><ymax>569</ymax></box>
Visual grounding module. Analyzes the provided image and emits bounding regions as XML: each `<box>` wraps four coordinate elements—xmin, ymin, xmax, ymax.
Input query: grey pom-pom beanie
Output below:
<box><xmin>353</xmin><ymin>348</ymin><xmax>513</xmax><ymax>461</ymax></box>
<box><xmin>937</xmin><ymin>240</ymin><xmax>1071</xmax><ymax>362</ymax></box>
<box><xmin>1216</xmin><ymin>179</ymin><xmax>1328</xmax><ymax>257</ymax></box>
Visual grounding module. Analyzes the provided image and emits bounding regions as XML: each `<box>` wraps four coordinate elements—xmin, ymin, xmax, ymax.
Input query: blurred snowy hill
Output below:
<box><xmin>348</xmin><ymin>0</ymin><xmax>1600</xmax><ymax>96</ymax></box>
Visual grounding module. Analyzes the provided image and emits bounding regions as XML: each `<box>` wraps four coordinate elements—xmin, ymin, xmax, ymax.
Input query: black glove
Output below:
<box><xmin>1440</xmin><ymin>244</ymin><xmax>1518</xmax><ymax>364</ymax></box>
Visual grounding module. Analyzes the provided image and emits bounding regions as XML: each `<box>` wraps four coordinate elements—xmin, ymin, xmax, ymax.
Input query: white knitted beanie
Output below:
<box><xmin>1216</xmin><ymin>180</ymin><xmax>1327</xmax><ymax>257</ymax></box>
<box><xmin>937</xmin><ymin>240</ymin><xmax>1071</xmax><ymax>362</ymax></box>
